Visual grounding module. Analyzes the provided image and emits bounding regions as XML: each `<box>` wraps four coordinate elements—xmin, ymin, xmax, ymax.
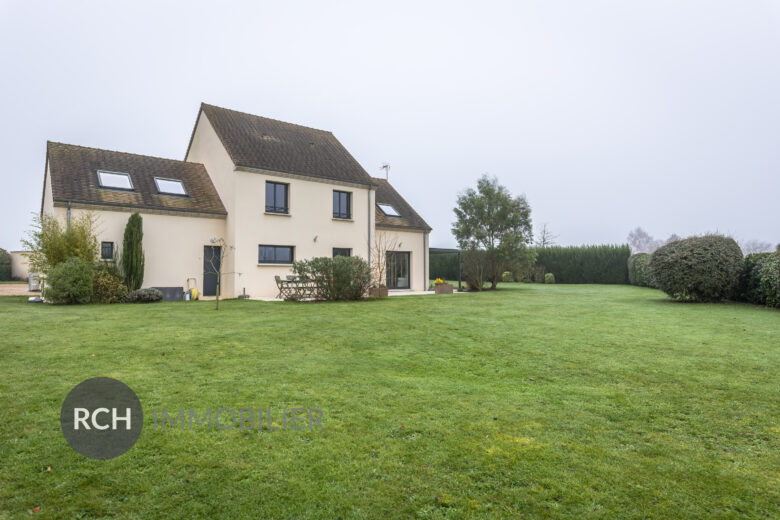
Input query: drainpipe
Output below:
<box><xmin>423</xmin><ymin>232</ymin><xmax>427</xmax><ymax>291</ymax></box>
<box><xmin>66</xmin><ymin>200</ymin><xmax>72</xmax><ymax>230</ymax></box>
<box><xmin>367</xmin><ymin>187</ymin><xmax>372</xmax><ymax>266</ymax></box>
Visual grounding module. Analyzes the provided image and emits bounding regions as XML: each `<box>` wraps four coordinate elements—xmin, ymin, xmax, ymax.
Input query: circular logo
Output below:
<box><xmin>60</xmin><ymin>377</ymin><xmax>143</xmax><ymax>460</ymax></box>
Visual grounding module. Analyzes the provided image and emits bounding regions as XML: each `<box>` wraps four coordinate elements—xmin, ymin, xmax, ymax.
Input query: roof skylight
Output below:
<box><xmin>377</xmin><ymin>203</ymin><xmax>400</xmax><ymax>217</ymax></box>
<box><xmin>154</xmin><ymin>177</ymin><xmax>187</xmax><ymax>196</ymax></box>
<box><xmin>97</xmin><ymin>170</ymin><xmax>133</xmax><ymax>190</ymax></box>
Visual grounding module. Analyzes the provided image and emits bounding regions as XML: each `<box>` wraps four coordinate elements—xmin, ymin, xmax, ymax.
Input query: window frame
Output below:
<box><xmin>265</xmin><ymin>181</ymin><xmax>289</xmax><ymax>214</ymax></box>
<box><xmin>333</xmin><ymin>190</ymin><xmax>352</xmax><ymax>219</ymax></box>
<box><xmin>377</xmin><ymin>203</ymin><xmax>401</xmax><ymax>217</ymax></box>
<box><xmin>332</xmin><ymin>248</ymin><xmax>352</xmax><ymax>257</ymax></box>
<box><xmin>153</xmin><ymin>176</ymin><xmax>187</xmax><ymax>196</ymax></box>
<box><xmin>100</xmin><ymin>241</ymin><xmax>114</xmax><ymax>261</ymax></box>
<box><xmin>258</xmin><ymin>244</ymin><xmax>295</xmax><ymax>265</ymax></box>
<box><xmin>97</xmin><ymin>170</ymin><xmax>134</xmax><ymax>191</ymax></box>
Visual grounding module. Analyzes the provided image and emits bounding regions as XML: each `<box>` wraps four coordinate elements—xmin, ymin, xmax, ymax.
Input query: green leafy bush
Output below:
<box><xmin>628</xmin><ymin>253</ymin><xmax>656</xmax><ymax>287</ymax></box>
<box><xmin>738</xmin><ymin>253</ymin><xmax>772</xmax><ymax>305</ymax></box>
<box><xmin>502</xmin><ymin>271</ymin><xmax>513</xmax><ymax>282</ymax></box>
<box><xmin>650</xmin><ymin>235</ymin><xmax>743</xmax><ymax>302</ymax></box>
<box><xmin>126</xmin><ymin>288</ymin><xmax>163</xmax><ymax>303</ymax></box>
<box><xmin>122</xmin><ymin>213</ymin><xmax>145</xmax><ymax>291</ymax></box>
<box><xmin>544</xmin><ymin>272</ymin><xmax>555</xmax><ymax>284</ymax></box>
<box><xmin>758</xmin><ymin>253</ymin><xmax>780</xmax><ymax>308</ymax></box>
<box><xmin>92</xmin><ymin>268</ymin><xmax>128</xmax><ymax>304</ymax></box>
<box><xmin>23</xmin><ymin>213</ymin><xmax>99</xmax><ymax>274</ymax></box>
<box><xmin>534</xmin><ymin>245</ymin><xmax>630</xmax><ymax>284</ymax></box>
<box><xmin>292</xmin><ymin>256</ymin><xmax>371</xmax><ymax>301</ymax></box>
<box><xmin>44</xmin><ymin>257</ymin><xmax>93</xmax><ymax>304</ymax></box>
<box><xmin>0</xmin><ymin>248</ymin><xmax>10</xmax><ymax>281</ymax></box>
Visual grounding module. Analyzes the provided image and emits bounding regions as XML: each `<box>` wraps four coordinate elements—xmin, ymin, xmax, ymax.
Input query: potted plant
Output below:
<box><xmin>433</xmin><ymin>278</ymin><xmax>453</xmax><ymax>294</ymax></box>
<box><xmin>369</xmin><ymin>284</ymin><xmax>388</xmax><ymax>298</ymax></box>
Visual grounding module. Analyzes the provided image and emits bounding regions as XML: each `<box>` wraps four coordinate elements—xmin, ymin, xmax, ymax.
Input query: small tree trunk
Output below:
<box><xmin>215</xmin><ymin>272</ymin><xmax>220</xmax><ymax>311</ymax></box>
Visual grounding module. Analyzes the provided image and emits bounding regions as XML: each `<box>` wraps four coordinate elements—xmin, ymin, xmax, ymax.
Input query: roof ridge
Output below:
<box><xmin>201</xmin><ymin>103</ymin><xmax>334</xmax><ymax>135</ymax></box>
<box><xmin>47</xmin><ymin>141</ymin><xmax>205</xmax><ymax>167</ymax></box>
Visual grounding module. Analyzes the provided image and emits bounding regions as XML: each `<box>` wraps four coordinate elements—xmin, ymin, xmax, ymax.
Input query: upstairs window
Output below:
<box><xmin>97</xmin><ymin>170</ymin><xmax>133</xmax><ymax>190</ymax></box>
<box><xmin>333</xmin><ymin>190</ymin><xmax>351</xmax><ymax>219</ymax></box>
<box><xmin>101</xmin><ymin>241</ymin><xmax>114</xmax><ymax>260</ymax></box>
<box><xmin>265</xmin><ymin>181</ymin><xmax>289</xmax><ymax>214</ymax></box>
<box><xmin>154</xmin><ymin>177</ymin><xmax>186</xmax><ymax>196</ymax></box>
<box><xmin>333</xmin><ymin>248</ymin><xmax>351</xmax><ymax>257</ymax></box>
<box><xmin>377</xmin><ymin>203</ymin><xmax>400</xmax><ymax>217</ymax></box>
<box><xmin>258</xmin><ymin>245</ymin><xmax>294</xmax><ymax>264</ymax></box>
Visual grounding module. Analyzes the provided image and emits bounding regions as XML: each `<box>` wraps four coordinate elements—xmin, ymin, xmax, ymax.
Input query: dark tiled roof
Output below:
<box><xmin>193</xmin><ymin>103</ymin><xmax>374</xmax><ymax>185</ymax></box>
<box><xmin>46</xmin><ymin>142</ymin><xmax>226</xmax><ymax>216</ymax></box>
<box><xmin>372</xmin><ymin>177</ymin><xmax>431</xmax><ymax>232</ymax></box>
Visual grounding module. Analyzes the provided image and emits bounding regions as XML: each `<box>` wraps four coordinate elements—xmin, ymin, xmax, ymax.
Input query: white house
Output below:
<box><xmin>40</xmin><ymin>103</ymin><xmax>431</xmax><ymax>298</ymax></box>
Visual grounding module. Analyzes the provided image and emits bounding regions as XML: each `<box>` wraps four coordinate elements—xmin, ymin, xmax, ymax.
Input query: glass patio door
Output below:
<box><xmin>386</xmin><ymin>251</ymin><xmax>410</xmax><ymax>289</ymax></box>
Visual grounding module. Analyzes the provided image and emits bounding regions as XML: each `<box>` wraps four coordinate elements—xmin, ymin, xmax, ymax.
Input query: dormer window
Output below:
<box><xmin>97</xmin><ymin>170</ymin><xmax>133</xmax><ymax>190</ymax></box>
<box><xmin>154</xmin><ymin>177</ymin><xmax>187</xmax><ymax>196</ymax></box>
<box><xmin>377</xmin><ymin>203</ymin><xmax>400</xmax><ymax>217</ymax></box>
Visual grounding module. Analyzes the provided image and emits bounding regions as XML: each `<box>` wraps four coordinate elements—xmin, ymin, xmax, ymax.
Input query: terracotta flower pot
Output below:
<box><xmin>434</xmin><ymin>283</ymin><xmax>454</xmax><ymax>294</ymax></box>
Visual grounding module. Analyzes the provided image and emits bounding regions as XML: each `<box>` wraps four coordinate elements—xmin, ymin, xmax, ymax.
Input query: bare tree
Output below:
<box><xmin>370</xmin><ymin>232</ymin><xmax>400</xmax><ymax>289</ymax></box>
<box><xmin>205</xmin><ymin>237</ymin><xmax>232</xmax><ymax>310</ymax></box>
<box><xmin>627</xmin><ymin>227</ymin><xmax>662</xmax><ymax>253</ymax></box>
<box><xmin>665</xmin><ymin>233</ymin><xmax>682</xmax><ymax>244</ymax></box>
<box><xmin>535</xmin><ymin>223</ymin><xmax>558</xmax><ymax>247</ymax></box>
<box><xmin>739</xmin><ymin>239</ymin><xmax>774</xmax><ymax>255</ymax></box>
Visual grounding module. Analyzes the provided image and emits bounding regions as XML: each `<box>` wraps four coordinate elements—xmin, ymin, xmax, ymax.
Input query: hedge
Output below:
<box><xmin>534</xmin><ymin>245</ymin><xmax>630</xmax><ymax>284</ymax></box>
<box><xmin>650</xmin><ymin>235</ymin><xmax>743</xmax><ymax>302</ymax></box>
<box><xmin>0</xmin><ymin>248</ymin><xmax>10</xmax><ymax>281</ymax></box>
<box><xmin>738</xmin><ymin>253</ymin><xmax>772</xmax><ymax>305</ymax></box>
<box><xmin>44</xmin><ymin>257</ymin><xmax>93</xmax><ymax>304</ymax></box>
<box><xmin>628</xmin><ymin>253</ymin><xmax>656</xmax><ymax>287</ymax></box>
<box><xmin>758</xmin><ymin>253</ymin><xmax>780</xmax><ymax>308</ymax></box>
<box><xmin>430</xmin><ymin>252</ymin><xmax>459</xmax><ymax>281</ymax></box>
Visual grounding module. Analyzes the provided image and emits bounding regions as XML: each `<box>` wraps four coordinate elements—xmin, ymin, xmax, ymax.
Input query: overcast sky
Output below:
<box><xmin>1</xmin><ymin>0</ymin><xmax>778</xmax><ymax>250</ymax></box>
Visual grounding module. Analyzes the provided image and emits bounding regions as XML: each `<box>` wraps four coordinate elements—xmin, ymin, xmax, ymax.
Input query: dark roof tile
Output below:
<box><xmin>373</xmin><ymin>177</ymin><xmax>431</xmax><ymax>231</ymax></box>
<box><xmin>46</xmin><ymin>142</ymin><xmax>226</xmax><ymax>216</ymax></box>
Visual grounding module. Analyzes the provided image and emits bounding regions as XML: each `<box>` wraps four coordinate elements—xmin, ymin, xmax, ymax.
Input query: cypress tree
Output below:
<box><xmin>122</xmin><ymin>213</ymin><xmax>145</xmax><ymax>290</ymax></box>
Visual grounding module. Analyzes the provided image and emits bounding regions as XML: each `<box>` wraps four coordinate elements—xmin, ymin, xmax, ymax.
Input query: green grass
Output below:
<box><xmin>0</xmin><ymin>284</ymin><xmax>778</xmax><ymax>519</ymax></box>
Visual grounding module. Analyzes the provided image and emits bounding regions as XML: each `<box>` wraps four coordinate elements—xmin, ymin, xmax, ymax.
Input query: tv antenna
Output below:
<box><xmin>380</xmin><ymin>163</ymin><xmax>390</xmax><ymax>180</ymax></box>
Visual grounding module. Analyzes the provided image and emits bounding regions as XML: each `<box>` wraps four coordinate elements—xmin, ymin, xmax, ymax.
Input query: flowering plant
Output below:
<box><xmin>434</xmin><ymin>278</ymin><xmax>446</xmax><ymax>285</ymax></box>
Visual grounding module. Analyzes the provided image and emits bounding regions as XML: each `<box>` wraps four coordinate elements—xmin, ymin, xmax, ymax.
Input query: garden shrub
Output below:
<box><xmin>650</xmin><ymin>235</ymin><xmax>743</xmax><ymax>302</ymax></box>
<box><xmin>292</xmin><ymin>256</ymin><xmax>371</xmax><ymax>301</ymax></box>
<box><xmin>502</xmin><ymin>271</ymin><xmax>513</xmax><ymax>282</ymax></box>
<box><xmin>92</xmin><ymin>268</ymin><xmax>128</xmax><ymax>304</ymax></box>
<box><xmin>544</xmin><ymin>272</ymin><xmax>555</xmax><ymax>284</ymax></box>
<box><xmin>534</xmin><ymin>245</ymin><xmax>630</xmax><ymax>284</ymax></box>
<box><xmin>738</xmin><ymin>253</ymin><xmax>772</xmax><ymax>305</ymax></box>
<box><xmin>628</xmin><ymin>253</ymin><xmax>656</xmax><ymax>287</ymax></box>
<box><xmin>126</xmin><ymin>288</ymin><xmax>163</xmax><ymax>303</ymax></box>
<box><xmin>23</xmin><ymin>213</ymin><xmax>99</xmax><ymax>273</ymax></box>
<box><xmin>44</xmin><ymin>257</ymin><xmax>93</xmax><ymax>304</ymax></box>
<box><xmin>758</xmin><ymin>253</ymin><xmax>780</xmax><ymax>308</ymax></box>
<box><xmin>0</xmin><ymin>248</ymin><xmax>10</xmax><ymax>281</ymax></box>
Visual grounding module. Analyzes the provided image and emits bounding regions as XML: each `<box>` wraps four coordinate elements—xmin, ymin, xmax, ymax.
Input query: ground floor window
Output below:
<box><xmin>333</xmin><ymin>248</ymin><xmax>351</xmax><ymax>257</ymax></box>
<box><xmin>101</xmin><ymin>241</ymin><xmax>114</xmax><ymax>260</ymax></box>
<box><xmin>258</xmin><ymin>245</ymin><xmax>295</xmax><ymax>264</ymax></box>
<box><xmin>386</xmin><ymin>251</ymin><xmax>410</xmax><ymax>289</ymax></box>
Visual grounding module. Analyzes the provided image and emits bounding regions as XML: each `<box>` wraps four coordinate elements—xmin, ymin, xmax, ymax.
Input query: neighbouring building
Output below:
<box><xmin>40</xmin><ymin>103</ymin><xmax>430</xmax><ymax>298</ymax></box>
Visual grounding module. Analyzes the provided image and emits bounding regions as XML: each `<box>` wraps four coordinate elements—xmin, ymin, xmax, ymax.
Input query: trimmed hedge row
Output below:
<box><xmin>738</xmin><ymin>252</ymin><xmax>780</xmax><ymax>308</ymax></box>
<box><xmin>0</xmin><ymin>248</ymin><xmax>10</xmax><ymax>281</ymax></box>
<box><xmin>534</xmin><ymin>245</ymin><xmax>630</xmax><ymax>284</ymax></box>
<box><xmin>430</xmin><ymin>252</ymin><xmax>459</xmax><ymax>281</ymax></box>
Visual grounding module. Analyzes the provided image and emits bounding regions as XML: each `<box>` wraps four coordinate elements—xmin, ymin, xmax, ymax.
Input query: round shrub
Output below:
<box><xmin>650</xmin><ymin>235</ymin><xmax>743</xmax><ymax>302</ymax></box>
<box><xmin>628</xmin><ymin>253</ymin><xmax>656</xmax><ymax>287</ymax></box>
<box><xmin>44</xmin><ymin>257</ymin><xmax>93</xmax><ymax>304</ymax></box>
<box><xmin>758</xmin><ymin>253</ymin><xmax>780</xmax><ymax>308</ymax></box>
<box><xmin>92</xmin><ymin>269</ymin><xmax>128</xmax><ymax>304</ymax></box>
<box><xmin>127</xmin><ymin>287</ymin><xmax>163</xmax><ymax>303</ymax></box>
<box><xmin>544</xmin><ymin>272</ymin><xmax>555</xmax><ymax>284</ymax></box>
<box><xmin>291</xmin><ymin>256</ymin><xmax>371</xmax><ymax>301</ymax></box>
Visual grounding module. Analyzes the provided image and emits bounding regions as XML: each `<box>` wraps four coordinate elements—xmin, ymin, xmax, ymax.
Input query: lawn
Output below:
<box><xmin>0</xmin><ymin>284</ymin><xmax>778</xmax><ymax>519</ymax></box>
